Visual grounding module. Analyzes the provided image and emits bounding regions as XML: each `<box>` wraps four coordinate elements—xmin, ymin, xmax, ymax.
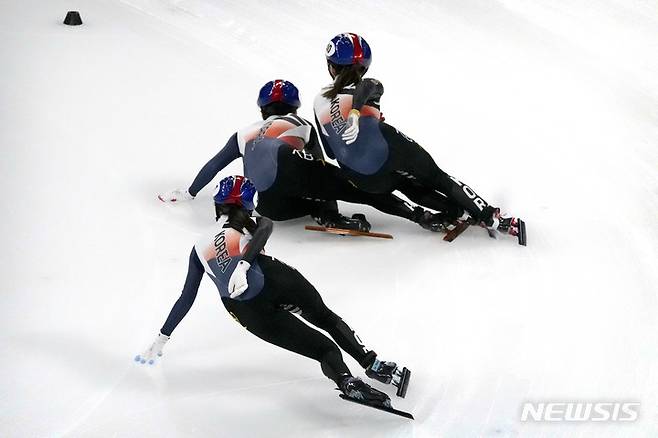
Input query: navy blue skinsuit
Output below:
<box><xmin>159</xmin><ymin>212</ymin><xmax>377</xmax><ymax>385</ymax></box>
<box><xmin>186</xmin><ymin>113</ymin><xmax>418</xmax><ymax>222</ymax></box>
<box><xmin>314</xmin><ymin>78</ymin><xmax>492</xmax><ymax>221</ymax></box>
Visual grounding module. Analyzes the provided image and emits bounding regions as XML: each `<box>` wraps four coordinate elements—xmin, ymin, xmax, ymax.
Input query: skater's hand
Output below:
<box><xmin>342</xmin><ymin>109</ymin><xmax>360</xmax><ymax>145</ymax></box>
<box><xmin>228</xmin><ymin>260</ymin><xmax>251</xmax><ymax>298</ymax></box>
<box><xmin>134</xmin><ymin>332</ymin><xmax>170</xmax><ymax>365</ymax></box>
<box><xmin>158</xmin><ymin>189</ymin><xmax>194</xmax><ymax>203</ymax></box>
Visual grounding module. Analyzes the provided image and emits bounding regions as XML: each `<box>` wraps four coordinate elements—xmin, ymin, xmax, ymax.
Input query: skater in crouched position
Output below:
<box><xmin>314</xmin><ymin>33</ymin><xmax>522</xmax><ymax>238</ymax></box>
<box><xmin>138</xmin><ymin>175</ymin><xmax>411</xmax><ymax>408</ymax></box>
<box><xmin>159</xmin><ymin>79</ymin><xmax>438</xmax><ymax>233</ymax></box>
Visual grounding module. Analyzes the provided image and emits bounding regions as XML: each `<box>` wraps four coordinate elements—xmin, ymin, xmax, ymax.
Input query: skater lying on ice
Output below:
<box><xmin>315</xmin><ymin>33</ymin><xmax>525</xmax><ymax>243</ymax></box>
<box><xmin>158</xmin><ymin>79</ymin><xmax>451</xmax><ymax>234</ymax></box>
<box><xmin>138</xmin><ymin>175</ymin><xmax>412</xmax><ymax>414</ymax></box>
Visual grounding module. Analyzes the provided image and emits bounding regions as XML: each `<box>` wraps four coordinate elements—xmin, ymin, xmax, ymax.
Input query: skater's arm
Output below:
<box><xmin>305</xmin><ymin>126</ymin><xmax>326</xmax><ymax>160</ymax></box>
<box><xmin>227</xmin><ymin>216</ymin><xmax>273</xmax><ymax>298</ymax></box>
<box><xmin>240</xmin><ymin>217</ymin><xmax>273</xmax><ymax>264</ymax></box>
<box><xmin>160</xmin><ymin>247</ymin><xmax>205</xmax><ymax>336</ymax></box>
<box><xmin>314</xmin><ymin>114</ymin><xmax>336</xmax><ymax>160</ymax></box>
<box><xmin>188</xmin><ymin>133</ymin><xmax>241</xmax><ymax>197</ymax></box>
<box><xmin>341</xmin><ymin>79</ymin><xmax>384</xmax><ymax>145</ymax></box>
<box><xmin>352</xmin><ymin>78</ymin><xmax>384</xmax><ymax>111</ymax></box>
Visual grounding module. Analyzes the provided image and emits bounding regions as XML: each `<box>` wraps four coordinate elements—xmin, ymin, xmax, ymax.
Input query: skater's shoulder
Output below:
<box><xmin>358</xmin><ymin>77</ymin><xmax>384</xmax><ymax>92</ymax></box>
<box><xmin>314</xmin><ymin>84</ymin><xmax>338</xmax><ymax>103</ymax></box>
<box><xmin>236</xmin><ymin>119</ymin><xmax>267</xmax><ymax>145</ymax></box>
<box><xmin>195</xmin><ymin>217</ymin><xmax>230</xmax><ymax>241</ymax></box>
<box><xmin>279</xmin><ymin>113</ymin><xmax>313</xmax><ymax>127</ymax></box>
<box><xmin>238</xmin><ymin>118</ymin><xmax>269</xmax><ymax>134</ymax></box>
<box><xmin>193</xmin><ymin>216</ymin><xmax>254</xmax><ymax>247</ymax></box>
<box><xmin>240</xmin><ymin>114</ymin><xmax>309</xmax><ymax>132</ymax></box>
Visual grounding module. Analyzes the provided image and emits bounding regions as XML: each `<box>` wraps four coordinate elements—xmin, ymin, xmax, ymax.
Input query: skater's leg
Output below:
<box><xmin>258</xmin><ymin>148</ymin><xmax>370</xmax><ymax>228</ymax></box>
<box><xmin>224</xmin><ymin>297</ymin><xmax>351</xmax><ymax>385</ymax></box>
<box><xmin>271</xmin><ymin>146</ymin><xmax>419</xmax><ymax>223</ymax></box>
<box><xmin>259</xmin><ymin>256</ymin><xmax>377</xmax><ymax>368</ymax></box>
<box><xmin>254</xmin><ymin>256</ymin><xmax>411</xmax><ymax>397</ymax></box>
<box><xmin>396</xmin><ymin>178</ymin><xmax>463</xmax><ymax>218</ymax></box>
<box><xmin>257</xmin><ymin>185</ymin><xmax>338</xmax><ymax>221</ymax></box>
<box><xmin>300</xmin><ymin>158</ymin><xmax>418</xmax><ymax>222</ymax></box>
<box><xmin>380</xmin><ymin>122</ymin><xmax>491</xmax><ymax>220</ymax></box>
<box><xmin>257</xmin><ymin>167</ymin><xmax>368</xmax><ymax>229</ymax></box>
<box><xmin>304</xmin><ymin>306</ymin><xmax>378</xmax><ymax>368</ymax></box>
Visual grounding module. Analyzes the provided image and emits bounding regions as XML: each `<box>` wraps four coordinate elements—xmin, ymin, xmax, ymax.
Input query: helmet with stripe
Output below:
<box><xmin>257</xmin><ymin>79</ymin><xmax>301</xmax><ymax>108</ymax></box>
<box><xmin>325</xmin><ymin>33</ymin><xmax>372</xmax><ymax>69</ymax></box>
<box><xmin>213</xmin><ymin>175</ymin><xmax>257</xmax><ymax>211</ymax></box>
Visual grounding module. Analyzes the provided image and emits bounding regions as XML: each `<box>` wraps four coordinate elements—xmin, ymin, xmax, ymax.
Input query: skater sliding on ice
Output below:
<box><xmin>138</xmin><ymin>176</ymin><xmax>412</xmax><ymax>416</ymax></box>
<box><xmin>314</xmin><ymin>33</ymin><xmax>525</xmax><ymax>244</ymax></box>
<box><xmin>159</xmin><ymin>80</ymin><xmax>443</xmax><ymax>234</ymax></box>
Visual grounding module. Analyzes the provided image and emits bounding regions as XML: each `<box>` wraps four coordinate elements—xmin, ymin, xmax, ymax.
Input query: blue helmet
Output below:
<box><xmin>213</xmin><ymin>175</ymin><xmax>257</xmax><ymax>211</ymax></box>
<box><xmin>257</xmin><ymin>79</ymin><xmax>301</xmax><ymax>108</ymax></box>
<box><xmin>325</xmin><ymin>33</ymin><xmax>372</xmax><ymax>69</ymax></box>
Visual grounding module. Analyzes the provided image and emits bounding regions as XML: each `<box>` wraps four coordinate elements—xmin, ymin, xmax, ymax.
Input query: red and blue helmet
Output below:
<box><xmin>213</xmin><ymin>175</ymin><xmax>257</xmax><ymax>211</ymax></box>
<box><xmin>325</xmin><ymin>33</ymin><xmax>372</xmax><ymax>69</ymax></box>
<box><xmin>257</xmin><ymin>79</ymin><xmax>301</xmax><ymax>108</ymax></box>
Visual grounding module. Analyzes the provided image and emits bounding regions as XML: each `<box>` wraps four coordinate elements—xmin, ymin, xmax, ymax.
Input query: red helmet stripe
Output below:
<box><xmin>270</xmin><ymin>79</ymin><xmax>284</xmax><ymax>103</ymax></box>
<box><xmin>349</xmin><ymin>33</ymin><xmax>364</xmax><ymax>65</ymax></box>
<box><xmin>229</xmin><ymin>175</ymin><xmax>244</xmax><ymax>205</ymax></box>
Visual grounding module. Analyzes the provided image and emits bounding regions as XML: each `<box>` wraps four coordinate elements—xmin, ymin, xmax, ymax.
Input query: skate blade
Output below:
<box><xmin>443</xmin><ymin>221</ymin><xmax>469</xmax><ymax>242</ymax></box>
<box><xmin>305</xmin><ymin>225</ymin><xmax>393</xmax><ymax>239</ymax></box>
<box><xmin>393</xmin><ymin>367</ymin><xmax>411</xmax><ymax>398</ymax></box>
<box><xmin>517</xmin><ymin>219</ymin><xmax>527</xmax><ymax>246</ymax></box>
<box><xmin>339</xmin><ymin>394</ymin><xmax>414</xmax><ymax>420</ymax></box>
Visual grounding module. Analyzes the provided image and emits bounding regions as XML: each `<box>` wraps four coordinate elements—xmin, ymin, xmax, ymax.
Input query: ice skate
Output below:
<box><xmin>478</xmin><ymin>207</ymin><xmax>526</xmax><ymax>246</ymax></box>
<box><xmin>316</xmin><ymin>210</ymin><xmax>372</xmax><ymax>233</ymax></box>
<box><xmin>444</xmin><ymin>207</ymin><xmax>526</xmax><ymax>245</ymax></box>
<box><xmin>338</xmin><ymin>376</ymin><xmax>414</xmax><ymax>419</ymax></box>
<box><xmin>366</xmin><ymin>359</ymin><xmax>412</xmax><ymax>398</ymax></box>
<box><xmin>339</xmin><ymin>376</ymin><xmax>391</xmax><ymax>407</ymax></box>
<box><xmin>413</xmin><ymin>207</ymin><xmax>458</xmax><ymax>233</ymax></box>
<box><xmin>307</xmin><ymin>211</ymin><xmax>392</xmax><ymax>238</ymax></box>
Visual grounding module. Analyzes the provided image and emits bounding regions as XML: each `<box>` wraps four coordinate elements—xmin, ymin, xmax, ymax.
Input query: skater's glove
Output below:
<box><xmin>228</xmin><ymin>260</ymin><xmax>251</xmax><ymax>298</ymax></box>
<box><xmin>134</xmin><ymin>332</ymin><xmax>170</xmax><ymax>365</ymax></box>
<box><xmin>158</xmin><ymin>189</ymin><xmax>194</xmax><ymax>203</ymax></box>
<box><xmin>342</xmin><ymin>109</ymin><xmax>360</xmax><ymax>145</ymax></box>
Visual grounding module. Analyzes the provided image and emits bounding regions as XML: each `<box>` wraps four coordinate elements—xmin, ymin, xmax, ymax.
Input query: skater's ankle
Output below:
<box><xmin>336</xmin><ymin>373</ymin><xmax>353</xmax><ymax>389</ymax></box>
<box><xmin>360</xmin><ymin>351</ymin><xmax>377</xmax><ymax>369</ymax></box>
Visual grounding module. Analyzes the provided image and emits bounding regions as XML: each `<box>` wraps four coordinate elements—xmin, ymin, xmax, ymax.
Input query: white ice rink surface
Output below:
<box><xmin>2</xmin><ymin>0</ymin><xmax>657</xmax><ymax>437</ymax></box>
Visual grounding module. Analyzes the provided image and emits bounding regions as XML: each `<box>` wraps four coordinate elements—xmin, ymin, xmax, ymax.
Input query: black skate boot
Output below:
<box><xmin>350</xmin><ymin>213</ymin><xmax>371</xmax><ymax>231</ymax></box>
<box><xmin>339</xmin><ymin>376</ymin><xmax>391</xmax><ymax>408</ymax></box>
<box><xmin>413</xmin><ymin>207</ymin><xmax>457</xmax><ymax>233</ymax></box>
<box><xmin>477</xmin><ymin>206</ymin><xmax>500</xmax><ymax>228</ymax></box>
<box><xmin>496</xmin><ymin>214</ymin><xmax>518</xmax><ymax>234</ymax></box>
<box><xmin>366</xmin><ymin>359</ymin><xmax>412</xmax><ymax>398</ymax></box>
<box><xmin>316</xmin><ymin>210</ymin><xmax>371</xmax><ymax>232</ymax></box>
<box><xmin>496</xmin><ymin>213</ymin><xmax>526</xmax><ymax>245</ymax></box>
<box><xmin>476</xmin><ymin>206</ymin><xmax>526</xmax><ymax>245</ymax></box>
